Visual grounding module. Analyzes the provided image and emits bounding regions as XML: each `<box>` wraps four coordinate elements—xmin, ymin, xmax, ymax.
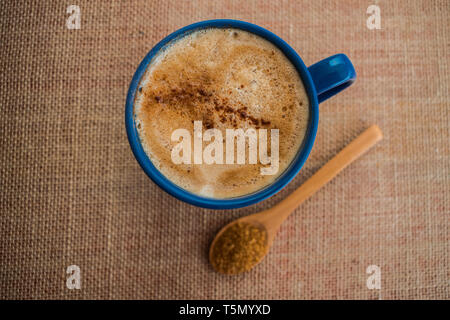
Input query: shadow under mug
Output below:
<box><xmin>125</xmin><ymin>19</ymin><xmax>356</xmax><ymax>209</ymax></box>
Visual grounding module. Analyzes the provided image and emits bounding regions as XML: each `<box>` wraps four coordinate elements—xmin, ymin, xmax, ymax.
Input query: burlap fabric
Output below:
<box><xmin>0</xmin><ymin>0</ymin><xmax>448</xmax><ymax>300</ymax></box>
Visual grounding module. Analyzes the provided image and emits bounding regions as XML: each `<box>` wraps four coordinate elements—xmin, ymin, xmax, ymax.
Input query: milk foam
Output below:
<box><xmin>135</xmin><ymin>28</ymin><xmax>309</xmax><ymax>198</ymax></box>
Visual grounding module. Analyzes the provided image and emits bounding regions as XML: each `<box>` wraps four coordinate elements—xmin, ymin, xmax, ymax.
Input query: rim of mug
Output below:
<box><xmin>125</xmin><ymin>19</ymin><xmax>319</xmax><ymax>209</ymax></box>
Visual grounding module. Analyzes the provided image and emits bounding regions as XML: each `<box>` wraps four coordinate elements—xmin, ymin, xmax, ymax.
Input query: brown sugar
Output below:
<box><xmin>210</xmin><ymin>222</ymin><xmax>268</xmax><ymax>275</ymax></box>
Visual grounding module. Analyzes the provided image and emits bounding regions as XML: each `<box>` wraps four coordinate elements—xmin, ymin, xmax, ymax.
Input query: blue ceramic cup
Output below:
<box><xmin>125</xmin><ymin>19</ymin><xmax>356</xmax><ymax>209</ymax></box>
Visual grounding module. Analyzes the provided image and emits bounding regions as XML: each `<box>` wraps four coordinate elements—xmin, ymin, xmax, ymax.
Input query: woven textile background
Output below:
<box><xmin>1</xmin><ymin>0</ymin><xmax>449</xmax><ymax>299</ymax></box>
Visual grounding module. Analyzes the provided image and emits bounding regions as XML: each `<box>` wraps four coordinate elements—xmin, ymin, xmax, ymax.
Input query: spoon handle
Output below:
<box><xmin>272</xmin><ymin>125</ymin><xmax>383</xmax><ymax>219</ymax></box>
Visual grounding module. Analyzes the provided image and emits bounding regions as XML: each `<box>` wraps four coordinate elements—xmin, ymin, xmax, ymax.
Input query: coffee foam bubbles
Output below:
<box><xmin>135</xmin><ymin>28</ymin><xmax>309</xmax><ymax>198</ymax></box>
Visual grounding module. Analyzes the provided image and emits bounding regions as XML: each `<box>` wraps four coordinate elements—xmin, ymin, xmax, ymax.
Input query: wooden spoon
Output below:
<box><xmin>210</xmin><ymin>125</ymin><xmax>383</xmax><ymax>274</ymax></box>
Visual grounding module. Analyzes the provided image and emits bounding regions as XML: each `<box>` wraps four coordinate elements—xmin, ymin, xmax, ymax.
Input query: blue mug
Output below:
<box><xmin>125</xmin><ymin>19</ymin><xmax>356</xmax><ymax>209</ymax></box>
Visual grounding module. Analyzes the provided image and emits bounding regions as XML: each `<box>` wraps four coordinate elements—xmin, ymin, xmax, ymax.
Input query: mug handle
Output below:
<box><xmin>308</xmin><ymin>54</ymin><xmax>356</xmax><ymax>104</ymax></box>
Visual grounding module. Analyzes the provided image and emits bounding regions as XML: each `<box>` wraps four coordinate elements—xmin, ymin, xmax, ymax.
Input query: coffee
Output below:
<box><xmin>135</xmin><ymin>28</ymin><xmax>309</xmax><ymax>198</ymax></box>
